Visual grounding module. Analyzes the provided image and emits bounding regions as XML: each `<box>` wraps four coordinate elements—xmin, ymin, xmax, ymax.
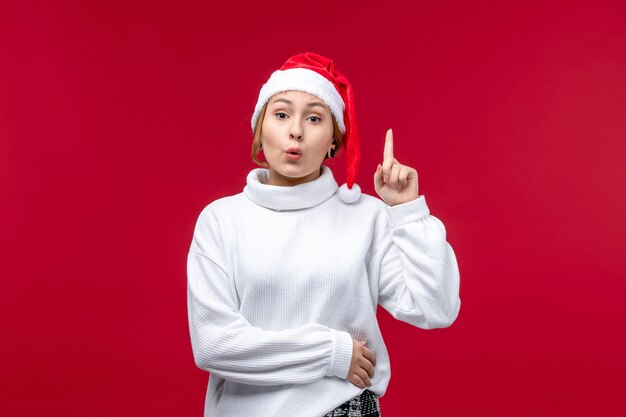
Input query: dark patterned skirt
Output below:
<box><xmin>324</xmin><ymin>389</ymin><xmax>381</xmax><ymax>417</ymax></box>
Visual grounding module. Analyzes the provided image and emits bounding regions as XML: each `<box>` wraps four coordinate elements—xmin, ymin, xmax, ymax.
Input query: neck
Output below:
<box><xmin>243</xmin><ymin>165</ymin><xmax>339</xmax><ymax>211</ymax></box>
<box><xmin>267</xmin><ymin>166</ymin><xmax>323</xmax><ymax>186</ymax></box>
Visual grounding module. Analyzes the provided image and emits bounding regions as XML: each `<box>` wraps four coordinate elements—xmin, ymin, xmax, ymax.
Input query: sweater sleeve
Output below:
<box><xmin>186</xmin><ymin>206</ymin><xmax>354</xmax><ymax>386</ymax></box>
<box><xmin>372</xmin><ymin>196</ymin><xmax>461</xmax><ymax>329</ymax></box>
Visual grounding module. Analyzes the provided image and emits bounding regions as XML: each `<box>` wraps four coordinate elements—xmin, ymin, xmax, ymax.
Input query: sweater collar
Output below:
<box><xmin>243</xmin><ymin>165</ymin><xmax>338</xmax><ymax>211</ymax></box>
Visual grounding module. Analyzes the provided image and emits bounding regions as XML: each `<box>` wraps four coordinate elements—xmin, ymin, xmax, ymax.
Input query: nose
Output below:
<box><xmin>289</xmin><ymin>120</ymin><xmax>303</xmax><ymax>141</ymax></box>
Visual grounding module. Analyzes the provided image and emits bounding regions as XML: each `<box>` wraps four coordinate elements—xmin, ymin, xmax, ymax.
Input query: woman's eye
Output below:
<box><xmin>309</xmin><ymin>116</ymin><xmax>321</xmax><ymax>123</ymax></box>
<box><xmin>276</xmin><ymin>112</ymin><xmax>288</xmax><ymax>119</ymax></box>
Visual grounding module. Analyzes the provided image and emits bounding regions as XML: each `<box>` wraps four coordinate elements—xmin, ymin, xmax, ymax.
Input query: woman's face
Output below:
<box><xmin>261</xmin><ymin>90</ymin><xmax>335</xmax><ymax>186</ymax></box>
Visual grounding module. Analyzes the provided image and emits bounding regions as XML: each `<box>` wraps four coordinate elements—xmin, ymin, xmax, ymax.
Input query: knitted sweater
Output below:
<box><xmin>186</xmin><ymin>165</ymin><xmax>461</xmax><ymax>417</ymax></box>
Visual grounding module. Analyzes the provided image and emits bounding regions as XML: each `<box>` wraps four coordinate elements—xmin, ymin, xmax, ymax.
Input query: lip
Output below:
<box><xmin>285</xmin><ymin>147</ymin><xmax>303</xmax><ymax>161</ymax></box>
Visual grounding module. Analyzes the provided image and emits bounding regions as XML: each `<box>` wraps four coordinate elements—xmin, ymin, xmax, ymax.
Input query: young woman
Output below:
<box><xmin>187</xmin><ymin>52</ymin><xmax>461</xmax><ymax>417</ymax></box>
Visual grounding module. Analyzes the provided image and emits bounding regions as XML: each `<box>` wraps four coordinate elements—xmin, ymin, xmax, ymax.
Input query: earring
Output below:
<box><xmin>327</xmin><ymin>143</ymin><xmax>336</xmax><ymax>159</ymax></box>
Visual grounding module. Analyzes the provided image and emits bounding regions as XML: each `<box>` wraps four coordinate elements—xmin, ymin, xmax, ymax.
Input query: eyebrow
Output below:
<box><xmin>269</xmin><ymin>98</ymin><xmax>327</xmax><ymax>109</ymax></box>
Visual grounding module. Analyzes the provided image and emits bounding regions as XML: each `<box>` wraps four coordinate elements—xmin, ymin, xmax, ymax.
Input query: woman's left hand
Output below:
<box><xmin>374</xmin><ymin>129</ymin><xmax>419</xmax><ymax>206</ymax></box>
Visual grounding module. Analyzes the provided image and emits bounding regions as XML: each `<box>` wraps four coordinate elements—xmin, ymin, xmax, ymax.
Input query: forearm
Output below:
<box><xmin>187</xmin><ymin>250</ymin><xmax>354</xmax><ymax>385</ymax></box>
<box><xmin>377</xmin><ymin>197</ymin><xmax>461</xmax><ymax>329</ymax></box>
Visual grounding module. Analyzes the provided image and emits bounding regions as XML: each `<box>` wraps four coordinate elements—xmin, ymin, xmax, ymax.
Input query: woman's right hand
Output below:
<box><xmin>348</xmin><ymin>340</ymin><xmax>376</xmax><ymax>388</ymax></box>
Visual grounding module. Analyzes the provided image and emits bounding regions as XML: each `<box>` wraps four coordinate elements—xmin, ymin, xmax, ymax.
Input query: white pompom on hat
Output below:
<box><xmin>251</xmin><ymin>52</ymin><xmax>361</xmax><ymax>204</ymax></box>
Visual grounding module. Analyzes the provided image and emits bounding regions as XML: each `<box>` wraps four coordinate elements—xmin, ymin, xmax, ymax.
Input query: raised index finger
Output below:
<box><xmin>384</xmin><ymin>128</ymin><xmax>394</xmax><ymax>163</ymax></box>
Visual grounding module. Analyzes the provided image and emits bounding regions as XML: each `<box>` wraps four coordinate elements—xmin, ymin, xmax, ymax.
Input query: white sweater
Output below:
<box><xmin>187</xmin><ymin>165</ymin><xmax>461</xmax><ymax>417</ymax></box>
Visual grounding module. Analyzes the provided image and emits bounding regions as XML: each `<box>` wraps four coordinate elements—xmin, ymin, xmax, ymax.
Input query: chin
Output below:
<box><xmin>275</xmin><ymin>164</ymin><xmax>318</xmax><ymax>179</ymax></box>
<box><xmin>278</xmin><ymin>168</ymin><xmax>310</xmax><ymax>179</ymax></box>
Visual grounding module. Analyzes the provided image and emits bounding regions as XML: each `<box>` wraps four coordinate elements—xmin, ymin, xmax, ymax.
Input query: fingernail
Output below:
<box><xmin>383</xmin><ymin>175</ymin><xmax>389</xmax><ymax>183</ymax></box>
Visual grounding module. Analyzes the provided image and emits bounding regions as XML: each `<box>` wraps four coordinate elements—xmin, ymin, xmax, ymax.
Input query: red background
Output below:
<box><xmin>1</xmin><ymin>1</ymin><xmax>625</xmax><ymax>416</ymax></box>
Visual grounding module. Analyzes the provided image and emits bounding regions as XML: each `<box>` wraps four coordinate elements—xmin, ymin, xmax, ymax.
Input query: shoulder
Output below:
<box><xmin>351</xmin><ymin>191</ymin><xmax>386</xmax><ymax>211</ymax></box>
<box><xmin>330</xmin><ymin>189</ymin><xmax>388</xmax><ymax>225</ymax></box>
<box><xmin>333</xmin><ymin>191</ymin><xmax>431</xmax><ymax>230</ymax></box>
<box><xmin>194</xmin><ymin>192</ymin><xmax>247</xmax><ymax>228</ymax></box>
<box><xmin>334</xmin><ymin>185</ymin><xmax>386</xmax><ymax>209</ymax></box>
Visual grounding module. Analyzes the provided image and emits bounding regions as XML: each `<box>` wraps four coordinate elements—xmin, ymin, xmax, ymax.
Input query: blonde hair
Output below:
<box><xmin>251</xmin><ymin>102</ymin><xmax>344</xmax><ymax>168</ymax></box>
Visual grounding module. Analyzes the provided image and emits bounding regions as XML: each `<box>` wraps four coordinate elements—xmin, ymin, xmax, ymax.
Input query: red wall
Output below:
<box><xmin>1</xmin><ymin>1</ymin><xmax>624</xmax><ymax>416</ymax></box>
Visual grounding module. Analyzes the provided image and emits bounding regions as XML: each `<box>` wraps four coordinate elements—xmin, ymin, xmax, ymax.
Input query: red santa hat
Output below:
<box><xmin>251</xmin><ymin>52</ymin><xmax>361</xmax><ymax>203</ymax></box>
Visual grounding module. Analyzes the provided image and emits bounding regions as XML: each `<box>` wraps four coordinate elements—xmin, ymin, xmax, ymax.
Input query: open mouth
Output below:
<box><xmin>285</xmin><ymin>148</ymin><xmax>303</xmax><ymax>155</ymax></box>
<box><xmin>285</xmin><ymin>148</ymin><xmax>303</xmax><ymax>160</ymax></box>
